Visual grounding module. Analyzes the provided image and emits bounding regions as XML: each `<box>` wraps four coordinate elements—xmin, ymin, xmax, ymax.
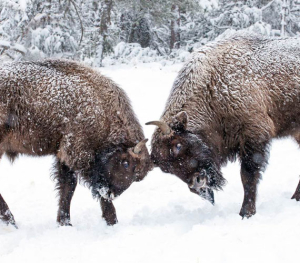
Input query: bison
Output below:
<box><xmin>147</xmin><ymin>33</ymin><xmax>300</xmax><ymax>218</ymax></box>
<box><xmin>0</xmin><ymin>59</ymin><xmax>151</xmax><ymax>227</ymax></box>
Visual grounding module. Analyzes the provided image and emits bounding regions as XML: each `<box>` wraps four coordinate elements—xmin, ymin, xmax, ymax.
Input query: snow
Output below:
<box><xmin>0</xmin><ymin>40</ymin><xmax>27</xmax><ymax>54</ymax></box>
<box><xmin>1</xmin><ymin>62</ymin><xmax>300</xmax><ymax>262</ymax></box>
<box><xmin>18</xmin><ymin>0</ymin><xmax>27</xmax><ymax>11</ymax></box>
<box><xmin>103</xmin><ymin>42</ymin><xmax>191</xmax><ymax>66</ymax></box>
<box><xmin>199</xmin><ymin>0</ymin><xmax>218</xmax><ymax>10</ymax></box>
<box><xmin>0</xmin><ymin>40</ymin><xmax>10</xmax><ymax>48</ymax></box>
<box><xmin>12</xmin><ymin>43</ymin><xmax>27</xmax><ymax>54</ymax></box>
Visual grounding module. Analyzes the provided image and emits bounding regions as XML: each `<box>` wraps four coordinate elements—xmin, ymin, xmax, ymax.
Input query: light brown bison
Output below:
<box><xmin>147</xmin><ymin>33</ymin><xmax>300</xmax><ymax>218</ymax></box>
<box><xmin>0</xmin><ymin>59</ymin><xmax>151</xmax><ymax>227</ymax></box>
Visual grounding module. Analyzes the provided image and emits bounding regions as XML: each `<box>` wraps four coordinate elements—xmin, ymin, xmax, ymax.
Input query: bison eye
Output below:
<box><xmin>123</xmin><ymin>161</ymin><xmax>129</xmax><ymax>169</ymax></box>
<box><xmin>176</xmin><ymin>143</ymin><xmax>182</xmax><ymax>151</ymax></box>
<box><xmin>172</xmin><ymin>143</ymin><xmax>183</xmax><ymax>157</ymax></box>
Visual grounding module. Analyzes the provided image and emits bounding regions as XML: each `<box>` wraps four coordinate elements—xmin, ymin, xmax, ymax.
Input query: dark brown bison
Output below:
<box><xmin>0</xmin><ymin>59</ymin><xmax>151</xmax><ymax>227</ymax></box>
<box><xmin>147</xmin><ymin>33</ymin><xmax>300</xmax><ymax>218</ymax></box>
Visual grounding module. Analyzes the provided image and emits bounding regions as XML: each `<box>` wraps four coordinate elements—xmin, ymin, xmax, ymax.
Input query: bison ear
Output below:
<box><xmin>172</xmin><ymin>111</ymin><xmax>188</xmax><ymax>131</ymax></box>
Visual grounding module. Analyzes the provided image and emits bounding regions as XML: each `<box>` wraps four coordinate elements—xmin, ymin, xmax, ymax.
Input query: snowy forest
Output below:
<box><xmin>2</xmin><ymin>1</ymin><xmax>300</xmax><ymax>263</ymax></box>
<box><xmin>1</xmin><ymin>0</ymin><xmax>300</xmax><ymax>66</ymax></box>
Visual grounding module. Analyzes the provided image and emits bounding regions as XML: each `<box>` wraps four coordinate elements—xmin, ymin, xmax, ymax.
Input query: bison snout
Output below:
<box><xmin>189</xmin><ymin>171</ymin><xmax>207</xmax><ymax>190</ymax></box>
<box><xmin>189</xmin><ymin>171</ymin><xmax>215</xmax><ymax>205</ymax></box>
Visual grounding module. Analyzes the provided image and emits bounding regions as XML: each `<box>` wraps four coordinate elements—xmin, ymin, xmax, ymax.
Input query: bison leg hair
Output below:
<box><xmin>291</xmin><ymin>180</ymin><xmax>300</xmax><ymax>201</ymax></box>
<box><xmin>239</xmin><ymin>142</ymin><xmax>268</xmax><ymax>219</ymax></box>
<box><xmin>0</xmin><ymin>139</ymin><xmax>17</xmax><ymax>228</ymax></box>
<box><xmin>291</xmin><ymin>134</ymin><xmax>300</xmax><ymax>201</ymax></box>
<box><xmin>100</xmin><ymin>198</ymin><xmax>118</xmax><ymax>226</ymax></box>
<box><xmin>0</xmin><ymin>194</ymin><xmax>17</xmax><ymax>228</ymax></box>
<box><xmin>54</xmin><ymin>161</ymin><xmax>77</xmax><ymax>226</ymax></box>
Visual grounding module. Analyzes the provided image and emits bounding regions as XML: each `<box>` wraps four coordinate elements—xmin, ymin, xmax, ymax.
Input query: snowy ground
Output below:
<box><xmin>1</xmin><ymin>62</ymin><xmax>300</xmax><ymax>263</ymax></box>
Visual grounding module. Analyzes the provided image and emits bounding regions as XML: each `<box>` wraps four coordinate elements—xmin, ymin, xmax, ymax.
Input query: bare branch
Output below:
<box><xmin>69</xmin><ymin>0</ymin><xmax>84</xmax><ymax>47</ymax></box>
<box><xmin>0</xmin><ymin>41</ymin><xmax>27</xmax><ymax>56</ymax></box>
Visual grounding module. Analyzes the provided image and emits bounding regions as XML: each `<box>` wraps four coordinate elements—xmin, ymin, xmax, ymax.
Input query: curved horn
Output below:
<box><xmin>145</xmin><ymin>121</ymin><xmax>171</xmax><ymax>135</ymax></box>
<box><xmin>133</xmin><ymin>138</ymin><xmax>148</xmax><ymax>154</ymax></box>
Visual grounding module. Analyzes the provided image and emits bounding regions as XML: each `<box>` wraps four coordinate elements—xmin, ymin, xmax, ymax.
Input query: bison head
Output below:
<box><xmin>90</xmin><ymin>139</ymin><xmax>152</xmax><ymax>200</ymax></box>
<box><xmin>147</xmin><ymin>112</ymin><xmax>225</xmax><ymax>204</ymax></box>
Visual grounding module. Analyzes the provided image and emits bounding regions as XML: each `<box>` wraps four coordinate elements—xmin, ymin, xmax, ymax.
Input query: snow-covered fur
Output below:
<box><xmin>148</xmin><ymin>33</ymin><xmax>300</xmax><ymax>218</ymax></box>
<box><xmin>0</xmin><ymin>59</ymin><xmax>151</xmax><ymax>227</ymax></box>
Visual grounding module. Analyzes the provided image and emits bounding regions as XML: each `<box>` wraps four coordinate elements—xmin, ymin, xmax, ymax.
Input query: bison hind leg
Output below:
<box><xmin>53</xmin><ymin>159</ymin><xmax>77</xmax><ymax>226</ymax></box>
<box><xmin>291</xmin><ymin>179</ymin><xmax>300</xmax><ymax>201</ymax></box>
<box><xmin>291</xmin><ymin>133</ymin><xmax>300</xmax><ymax>201</ymax></box>
<box><xmin>0</xmin><ymin>194</ymin><xmax>18</xmax><ymax>229</ymax></box>
<box><xmin>0</xmin><ymin>149</ymin><xmax>18</xmax><ymax>228</ymax></box>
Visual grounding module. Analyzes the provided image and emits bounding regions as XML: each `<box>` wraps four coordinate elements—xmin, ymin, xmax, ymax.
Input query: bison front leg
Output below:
<box><xmin>239</xmin><ymin>143</ymin><xmax>268</xmax><ymax>219</ymax></box>
<box><xmin>54</xmin><ymin>161</ymin><xmax>77</xmax><ymax>226</ymax></box>
<box><xmin>100</xmin><ymin>198</ymin><xmax>118</xmax><ymax>226</ymax></box>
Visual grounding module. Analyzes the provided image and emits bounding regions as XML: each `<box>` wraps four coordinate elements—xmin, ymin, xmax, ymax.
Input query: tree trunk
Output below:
<box><xmin>96</xmin><ymin>0</ymin><xmax>113</xmax><ymax>66</ymax></box>
<box><xmin>170</xmin><ymin>5</ymin><xmax>180</xmax><ymax>50</ymax></box>
<box><xmin>281</xmin><ymin>0</ymin><xmax>289</xmax><ymax>36</ymax></box>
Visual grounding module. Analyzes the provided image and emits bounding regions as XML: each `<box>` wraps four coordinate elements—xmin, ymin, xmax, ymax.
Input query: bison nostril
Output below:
<box><xmin>199</xmin><ymin>169</ymin><xmax>206</xmax><ymax>178</ymax></box>
<box><xmin>190</xmin><ymin>171</ymin><xmax>208</xmax><ymax>189</ymax></box>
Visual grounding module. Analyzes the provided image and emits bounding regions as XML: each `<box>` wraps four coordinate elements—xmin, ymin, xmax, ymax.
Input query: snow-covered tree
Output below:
<box><xmin>0</xmin><ymin>0</ymin><xmax>28</xmax><ymax>60</ymax></box>
<box><xmin>1</xmin><ymin>0</ymin><xmax>300</xmax><ymax>64</ymax></box>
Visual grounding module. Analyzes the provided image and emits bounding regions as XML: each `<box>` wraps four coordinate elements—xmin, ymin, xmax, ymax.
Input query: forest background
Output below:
<box><xmin>1</xmin><ymin>0</ymin><xmax>300</xmax><ymax>66</ymax></box>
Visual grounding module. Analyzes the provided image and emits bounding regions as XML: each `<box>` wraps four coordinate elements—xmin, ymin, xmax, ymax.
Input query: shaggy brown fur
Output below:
<box><xmin>147</xmin><ymin>33</ymin><xmax>300</xmax><ymax>218</ymax></box>
<box><xmin>0</xmin><ymin>59</ymin><xmax>151</xmax><ymax>227</ymax></box>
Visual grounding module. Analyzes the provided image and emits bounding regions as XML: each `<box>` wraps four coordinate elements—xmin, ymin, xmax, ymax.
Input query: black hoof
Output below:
<box><xmin>291</xmin><ymin>193</ymin><xmax>300</xmax><ymax>201</ymax></box>
<box><xmin>292</xmin><ymin>180</ymin><xmax>300</xmax><ymax>201</ymax></box>
<box><xmin>1</xmin><ymin>209</ymin><xmax>18</xmax><ymax>229</ymax></box>
<box><xmin>57</xmin><ymin>218</ymin><xmax>72</xmax><ymax>227</ymax></box>
<box><xmin>239</xmin><ymin>207</ymin><xmax>256</xmax><ymax>219</ymax></box>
